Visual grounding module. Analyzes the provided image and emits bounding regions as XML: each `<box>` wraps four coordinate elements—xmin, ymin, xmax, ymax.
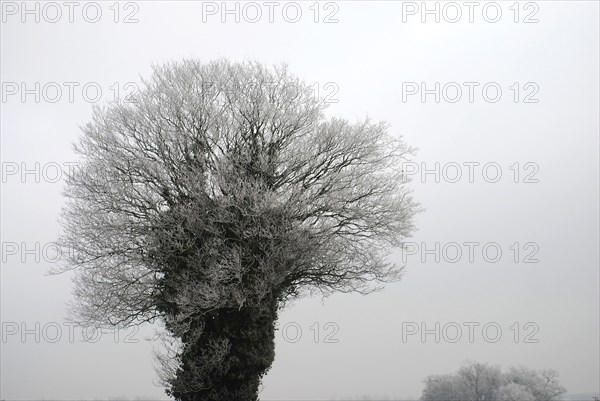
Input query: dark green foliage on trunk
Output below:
<box><xmin>169</xmin><ymin>302</ymin><xmax>279</xmax><ymax>401</ymax></box>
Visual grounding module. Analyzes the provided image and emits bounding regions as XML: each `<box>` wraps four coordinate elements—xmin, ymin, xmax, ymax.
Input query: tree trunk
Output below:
<box><xmin>170</xmin><ymin>297</ymin><xmax>280</xmax><ymax>401</ymax></box>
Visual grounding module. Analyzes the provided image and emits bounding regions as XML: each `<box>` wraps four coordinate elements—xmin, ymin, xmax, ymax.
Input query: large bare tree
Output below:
<box><xmin>58</xmin><ymin>59</ymin><xmax>419</xmax><ymax>400</ymax></box>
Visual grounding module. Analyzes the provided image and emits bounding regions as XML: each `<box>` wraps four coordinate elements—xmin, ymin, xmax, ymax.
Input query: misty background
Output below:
<box><xmin>1</xmin><ymin>1</ymin><xmax>598</xmax><ymax>399</ymax></box>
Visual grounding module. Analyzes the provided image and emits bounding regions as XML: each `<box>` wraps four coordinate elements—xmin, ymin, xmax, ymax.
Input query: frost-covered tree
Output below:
<box><xmin>420</xmin><ymin>362</ymin><xmax>567</xmax><ymax>401</ymax></box>
<box><xmin>421</xmin><ymin>363</ymin><xmax>502</xmax><ymax>401</ymax></box>
<box><xmin>504</xmin><ymin>367</ymin><xmax>567</xmax><ymax>401</ymax></box>
<box><xmin>421</xmin><ymin>374</ymin><xmax>463</xmax><ymax>401</ymax></box>
<box><xmin>496</xmin><ymin>383</ymin><xmax>536</xmax><ymax>401</ymax></box>
<box><xmin>58</xmin><ymin>59</ymin><xmax>419</xmax><ymax>401</ymax></box>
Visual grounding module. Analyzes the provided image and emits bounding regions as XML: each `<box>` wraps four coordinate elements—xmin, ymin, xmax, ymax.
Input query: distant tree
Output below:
<box><xmin>495</xmin><ymin>383</ymin><xmax>535</xmax><ymax>401</ymax></box>
<box><xmin>504</xmin><ymin>367</ymin><xmax>567</xmax><ymax>401</ymax></box>
<box><xmin>421</xmin><ymin>374</ymin><xmax>463</xmax><ymax>401</ymax></box>
<box><xmin>420</xmin><ymin>362</ymin><xmax>567</xmax><ymax>401</ymax></box>
<box><xmin>57</xmin><ymin>59</ymin><xmax>419</xmax><ymax>401</ymax></box>
<box><xmin>458</xmin><ymin>362</ymin><xmax>504</xmax><ymax>401</ymax></box>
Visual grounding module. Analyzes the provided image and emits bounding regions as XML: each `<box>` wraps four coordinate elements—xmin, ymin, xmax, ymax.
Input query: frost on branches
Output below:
<box><xmin>57</xmin><ymin>59</ymin><xmax>419</xmax><ymax>401</ymax></box>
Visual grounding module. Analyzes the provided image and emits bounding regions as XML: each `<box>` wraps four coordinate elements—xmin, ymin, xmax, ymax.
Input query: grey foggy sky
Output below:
<box><xmin>1</xmin><ymin>1</ymin><xmax>599</xmax><ymax>400</ymax></box>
